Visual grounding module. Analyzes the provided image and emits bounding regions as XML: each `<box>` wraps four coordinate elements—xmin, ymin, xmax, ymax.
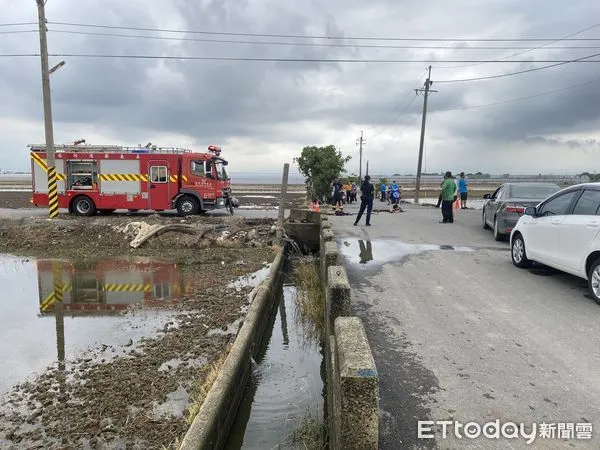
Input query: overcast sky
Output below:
<box><xmin>1</xmin><ymin>0</ymin><xmax>599</xmax><ymax>176</ymax></box>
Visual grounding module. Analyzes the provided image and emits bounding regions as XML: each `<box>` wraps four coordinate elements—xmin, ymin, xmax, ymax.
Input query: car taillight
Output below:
<box><xmin>503</xmin><ymin>204</ymin><xmax>525</xmax><ymax>213</ymax></box>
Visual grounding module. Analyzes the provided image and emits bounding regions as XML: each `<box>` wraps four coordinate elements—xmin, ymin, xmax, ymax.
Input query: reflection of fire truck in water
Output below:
<box><xmin>29</xmin><ymin>143</ymin><xmax>239</xmax><ymax>216</ymax></box>
<box><xmin>37</xmin><ymin>259</ymin><xmax>189</xmax><ymax>315</ymax></box>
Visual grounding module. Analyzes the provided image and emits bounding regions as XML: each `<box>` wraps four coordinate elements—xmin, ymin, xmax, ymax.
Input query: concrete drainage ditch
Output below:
<box><xmin>179</xmin><ymin>208</ymin><xmax>379</xmax><ymax>449</ymax></box>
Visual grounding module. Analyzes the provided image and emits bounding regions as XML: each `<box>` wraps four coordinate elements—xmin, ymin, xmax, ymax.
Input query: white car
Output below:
<box><xmin>510</xmin><ymin>183</ymin><xmax>600</xmax><ymax>304</ymax></box>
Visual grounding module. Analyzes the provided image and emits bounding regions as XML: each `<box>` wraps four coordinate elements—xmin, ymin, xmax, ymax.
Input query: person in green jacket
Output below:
<box><xmin>440</xmin><ymin>171</ymin><xmax>456</xmax><ymax>223</ymax></box>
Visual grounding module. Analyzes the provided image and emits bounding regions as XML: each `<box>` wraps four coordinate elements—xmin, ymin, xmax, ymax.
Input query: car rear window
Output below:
<box><xmin>572</xmin><ymin>190</ymin><xmax>600</xmax><ymax>215</ymax></box>
<box><xmin>509</xmin><ymin>185</ymin><xmax>560</xmax><ymax>199</ymax></box>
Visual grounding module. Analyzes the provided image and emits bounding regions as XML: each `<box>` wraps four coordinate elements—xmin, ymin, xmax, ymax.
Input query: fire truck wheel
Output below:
<box><xmin>176</xmin><ymin>196</ymin><xmax>199</xmax><ymax>216</ymax></box>
<box><xmin>72</xmin><ymin>196</ymin><xmax>97</xmax><ymax>216</ymax></box>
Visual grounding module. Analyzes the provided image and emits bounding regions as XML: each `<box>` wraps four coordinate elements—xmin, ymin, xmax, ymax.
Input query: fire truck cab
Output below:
<box><xmin>29</xmin><ymin>143</ymin><xmax>239</xmax><ymax>216</ymax></box>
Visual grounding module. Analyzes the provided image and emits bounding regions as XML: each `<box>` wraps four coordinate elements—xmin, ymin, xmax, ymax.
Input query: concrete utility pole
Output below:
<box><xmin>414</xmin><ymin>65</ymin><xmax>437</xmax><ymax>204</ymax></box>
<box><xmin>356</xmin><ymin>131</ymin><xmax>366</xmax><ymax>182</ymax></box>
<box><xmin>276</xmin><ymin>163</ymin><xmax>289</xmax><ymax>243</ymax></box>
<box><xmin>36</xmin><ymin>0</ymin><xmax>58</xmax><ymax>218</ymax></box>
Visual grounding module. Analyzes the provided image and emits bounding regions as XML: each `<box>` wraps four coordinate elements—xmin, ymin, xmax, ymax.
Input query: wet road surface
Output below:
<box><xmin>331</xmin><ymin>203</ymin><xmax>600</xmax><ymax>449</ymax></box>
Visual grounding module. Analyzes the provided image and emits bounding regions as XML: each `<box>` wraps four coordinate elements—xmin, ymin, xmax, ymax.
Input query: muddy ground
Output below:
<box><xmin>0</xmin><ymin>214</ymin><xmax>280</xmax><ymax>449</ymax></box>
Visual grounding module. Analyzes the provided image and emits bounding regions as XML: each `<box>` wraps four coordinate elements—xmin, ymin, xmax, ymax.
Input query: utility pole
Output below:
<box><xmin>36</xmin><ymin>0</ymin><xmax>58</xmax><ymax>218</ymax></box>
<box><xmin>356</xmin><ymin>131</ymin><xmax>366</xmax><ymax>182</ymax></box>
<box><xmin>414</xmin><ymin>65</ymin><xmax>437</xmax><ymax>204</ymax></box>
<box><xmin>276</xmin><ymin>163</ymin><xmax>289</xmax><ymax>243</ymax></box>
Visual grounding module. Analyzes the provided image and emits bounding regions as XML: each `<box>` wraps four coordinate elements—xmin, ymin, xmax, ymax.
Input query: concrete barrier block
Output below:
<box><xmin>284</xmin><ymin>222</ymin><xmax>320</xmax><ymax>252</ymax></box>
<box><xmin>326</xmin><ymin>266</ymin><xmax>351</xmax><ymax>334</ymax></box>
<box><xmin>289</xmin><ymin>208</ymin><xmax>321</xmax><ymax>224</ymax></box>
<box><xmin>322</xmin><ymin>228</ymin><xmax>335</xmax><ymax>243</ymax></box>
<box><xmin>329</xmin><ymin>334</ymin><xmax>339</xmax><ymax>450</ymax></box>
<box><xmin>321</xmin><ymin>240</ymin><xmax>339</xmax><ymax>284</ymax></box>
<box><xmin>334</xmin><ymin>317</ymin><xmax>379</xmax><ymax>450</ymax></box>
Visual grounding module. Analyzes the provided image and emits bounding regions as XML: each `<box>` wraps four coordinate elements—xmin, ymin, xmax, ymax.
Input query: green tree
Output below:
<box><xmin>294</xmin><ymin>145</ymin><xmax>351</xmax><ymax>200</ymax></box>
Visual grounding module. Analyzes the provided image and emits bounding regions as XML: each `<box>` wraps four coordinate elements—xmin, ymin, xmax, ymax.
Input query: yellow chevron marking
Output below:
<box><xmin>103</xmin><ymin>283</ymin><xmax>152</xmax><ymax>292</ymax></box>
<box><xmin>30</xmin><ymin>153</ymin><xmax>66</xmax><ymax>181</ymax></box>
<box><xmin>99</xmin><ymin>173</ymin><xmax>144</xmax><ymax>181</ymax></box>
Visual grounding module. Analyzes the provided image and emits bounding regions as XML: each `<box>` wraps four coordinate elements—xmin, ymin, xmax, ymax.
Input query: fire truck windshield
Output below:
<box><xmin>214</xmin><ymin>160</ymin><xmax>230</xmax><ymax>180</ymax></box>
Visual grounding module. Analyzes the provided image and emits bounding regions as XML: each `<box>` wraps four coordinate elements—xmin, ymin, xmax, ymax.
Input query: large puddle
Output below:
<box><xmin>227</xmin><ymin>283</ymin><xmax>324</xmax><ymax>449</ymax></box>
<box><xmin>339</xmin><ymin>238</ymin><xmax>474</xmax><ymax>267</ymax></box>
<box><xmin>0</xmin><ymin>254</ymin><xmax>188</xmax><ymax>394</ymax></box>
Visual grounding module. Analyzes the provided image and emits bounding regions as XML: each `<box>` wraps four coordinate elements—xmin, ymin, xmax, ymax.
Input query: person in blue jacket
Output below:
<box><xmin>379</xmin><ymin>181</ymin><xmax>387</xmax><ymax>202</ymax></box>
<box><xmin>457</xmin><ymin>172</ymin><xmax>469</xmax><ymax>209</ymax></box>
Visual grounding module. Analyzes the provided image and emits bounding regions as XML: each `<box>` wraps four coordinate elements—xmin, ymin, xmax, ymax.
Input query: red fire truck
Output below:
<box><xmin>29</xmin><ymin>143</ymin><xmax>239</xmax><ymax>216</ymax></box>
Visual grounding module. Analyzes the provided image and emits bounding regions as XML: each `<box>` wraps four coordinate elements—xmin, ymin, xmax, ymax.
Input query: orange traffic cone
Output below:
<box><xmin>314</xmin><ymin>201</ymin><xmax>320</xmax><ymax>212</ymax></box>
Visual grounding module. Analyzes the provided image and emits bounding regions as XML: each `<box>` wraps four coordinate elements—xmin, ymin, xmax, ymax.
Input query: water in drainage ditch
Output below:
<box><xmin>226</xmin><ymin>282</ymin><xmax>324</xmax><ymax>449</ymax></box>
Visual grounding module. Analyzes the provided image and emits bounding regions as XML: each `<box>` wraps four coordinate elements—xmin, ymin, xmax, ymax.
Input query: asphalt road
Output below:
<box><xmin>330</xmin><ymin>202</ymin><xmax>600</xmax><ymax>449</ymax></box>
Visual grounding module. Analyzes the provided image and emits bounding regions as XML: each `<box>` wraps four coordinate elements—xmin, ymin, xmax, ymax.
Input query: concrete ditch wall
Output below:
<box><xmin>179</xmin><ymin>248</ymin><xmax>286</xmax><ymax>450</ymax></box>
<box><xmin>319</xmin><ymin>214</ymin><xmax>380</xmax><ymax>449</ymax></box>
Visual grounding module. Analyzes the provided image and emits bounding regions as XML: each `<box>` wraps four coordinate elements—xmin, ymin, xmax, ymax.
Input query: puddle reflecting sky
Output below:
<box><xmin>339</xmin><ymin>238</ymin><xmax>474</xmax><ymax>266</ymax></box>
<box><xmin>0</xmin><ymin>254</ymin><xmax>188</xmax><ymax>393</ymax></box>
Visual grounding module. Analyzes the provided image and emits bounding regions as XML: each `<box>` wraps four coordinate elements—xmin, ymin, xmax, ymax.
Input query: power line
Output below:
<box><xmin>45</xmin><ymin>29</ymin><xmax>600</xmax><ymax>51</ymax></box>
<box><xmin>0</xmin><ymin>30</ymin><xmax>37</xmax><ymax>35</ymax></box>
<box><xmin>437</xmin><ymin>22</ymin><xmax>600</xmax><ymax>70</ymax></box>
<box><xmin>2</xmin><ymin>53</ymin><xmax>600</xmax><ymax>64</ymax></box>
<box><xmin>434</xmin><ymin>76</ymin><xmax>600</xmax><ymax>112</ymax></box>
<box><xmin>368</xmin><ymin>92</ymin><xmax>421</xmax><ymax>140</ymax></box>
<box><xmin>47</xmin><ymin>21</ymin><xmax>600</xmax><ymax>42</ymax></box>
<box><xmin>435</xmin><ymin>51</ymin><xmax>600</xmax><ymax>82</ymax></box>
<box><xmin>0</xmin><ymin>22</ymin><xmax>37</xmax><ymax>27</ymax></box>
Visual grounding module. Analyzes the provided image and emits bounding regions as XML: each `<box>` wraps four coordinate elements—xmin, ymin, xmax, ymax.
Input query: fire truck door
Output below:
<box><xmin>148</xmin><ymin>161</ymin><xmax>170</xmax><ymax>210</ymax></box>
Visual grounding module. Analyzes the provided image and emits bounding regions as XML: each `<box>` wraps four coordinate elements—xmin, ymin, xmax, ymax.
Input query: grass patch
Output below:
<box><xmin>281</xmin><ymin>408</ymin><xmax>328</xmax><ymax>449</ymax></box>
<box><xmin>293</xmin><ymin>258</ymin><xmax>325</xmax><ymax>346</ymax></box>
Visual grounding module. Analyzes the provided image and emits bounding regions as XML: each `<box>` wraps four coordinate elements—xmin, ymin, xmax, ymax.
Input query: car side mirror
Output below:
<box><xmin>524</xmin><ymin>206</ymin><xmax>537</xmax><ymax>216</ymax></box>
<box><xmin>483</xmin><ymin>193</ymin><xmax>491</xmax><ymax>199</ymax></box>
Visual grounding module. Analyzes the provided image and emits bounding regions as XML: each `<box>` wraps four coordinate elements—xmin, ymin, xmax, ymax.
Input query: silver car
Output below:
<box><xmin>482</xmin><ymin>182</ymin><xmax>561</xmax><ymax>241</ymax></box>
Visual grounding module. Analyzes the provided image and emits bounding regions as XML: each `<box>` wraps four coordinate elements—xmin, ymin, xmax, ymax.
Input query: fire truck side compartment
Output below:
<box><xmin>33</xmin><ymin>158</ymin><xmax>66</xmax><ymax>194</ymax></box>
<box><xmin>99</xmin><ymin>160</ymin><xmax>141</xmax><ymax>194</ymax></box>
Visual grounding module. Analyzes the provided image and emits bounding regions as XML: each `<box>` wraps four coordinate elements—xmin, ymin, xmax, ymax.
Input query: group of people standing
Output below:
<box><xmin>377</xmin><ymin>181</ymin><xmax>401</xmax><ymax>203</ymax></box>
<box><xmin>330</xmin><ymin>179</ymin><xmax>359</xmax><ymax>208</ymax></box>
<box><xmin>330</xmin><ymin>176</ymin><xmax>375</xmax><ymax>226</ymax></box>
<box><xmin>437</xmin><ymin>171</ymin><xmax>468</xmax><ymax>224</ymax></box>
<box><xmin>330</xmin><ymin>171</ymin><xmax>469</xmax><ymax>227</ymax></box>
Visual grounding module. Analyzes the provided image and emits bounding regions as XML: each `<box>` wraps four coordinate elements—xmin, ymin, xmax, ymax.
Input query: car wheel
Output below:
<box><xmin>511</xmin><ymin>233</ymin><xmax>532</xmax><ymax>268</ymax></box>
<box><xmin>482</xmin><ymin>208</ymin><xmax>491</xmax><ymax>229</ymax></box>
<box><xmin>72</xmin><ymin>196</ymin><xmax>96</xmax><ymax>216</ymax></box>
<box><xmin>493</xmin><ymin>217</ymin><xmax>505</xmax><ymax>241</ymax></box>
<box><xmin>176</xmin><ymin>196</ymin><xmax>199</xmax><ymax>216</ymax></box>
<box><xmin>588</xmin><ymin>258</ymin><xmax>600</xmax><ymax>306</ymax></box>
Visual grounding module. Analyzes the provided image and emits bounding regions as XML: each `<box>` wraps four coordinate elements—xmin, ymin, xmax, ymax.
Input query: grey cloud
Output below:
<box><xmin>2</xmin><ymin>0</ymin><xmax>600</xmax><ymax>173</ymax></box>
